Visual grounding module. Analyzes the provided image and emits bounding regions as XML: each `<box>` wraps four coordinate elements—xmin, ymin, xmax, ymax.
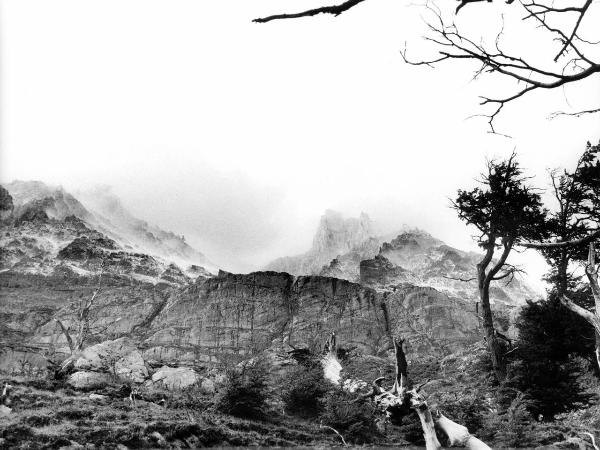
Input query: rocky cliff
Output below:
<box><xmin>2</xmin><ymin>268</ymin><xmax>483</xmax><ymax>374</ymax></box>
<box><xmin>138</xmin><ymin>271</ymin><xmax>481</xmax><ymax>368</ymax></box>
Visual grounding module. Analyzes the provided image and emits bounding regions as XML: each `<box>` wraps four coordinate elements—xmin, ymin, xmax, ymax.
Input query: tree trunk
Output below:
<box><xmin>413</xmin><ymin>401</ymin><xmax>442</xmax><ymax>450</ymax></box>
<box><xmin>479</xmin><ymin>283</ymin><xmax>506</xmax><ymax>380</ymax></box>
<box><xmin>596</xmin><ymin>332</ymin><xmax>600</xmax><ymax>370</ymax></box>
<box><xmin>435</xmin><ymin>415</ymin><xmax>492</xmax><ymax>449</ymax></box>
<box><xmin>559</xmin><ymin>244</ymin><xmax>600</xmax><ymax>370</ymax></box>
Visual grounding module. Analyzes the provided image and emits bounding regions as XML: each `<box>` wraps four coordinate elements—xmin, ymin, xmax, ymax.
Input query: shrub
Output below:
<box><xmin>281</xmin><ymin>362</ymin><xmax>332</xmax><ymax>418</ymax></box>
<box><xmin>320</xmin><ymin>388</ymin><xmax>381</xmax><ymax>444</ymax></box>
<box><xmin>216</xmin><ymin>357</ymin><xmax>272</xmax><ymax>420</ymax></box>
<box><xmin>479</xmin><ymin>392</ymin><xmax>547</xmax><ymax>448</ymax></box>
<box><xmin>512</xmin><ymin>297</ymin><xmax>595</xmax><ymax>418</ymax></box>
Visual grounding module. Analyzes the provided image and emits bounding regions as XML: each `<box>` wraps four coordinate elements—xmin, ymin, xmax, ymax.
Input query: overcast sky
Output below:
<box><xmin>1</xmin><ymin>1</ymin><xmax>599</xmax><ymax>285</ymax></box>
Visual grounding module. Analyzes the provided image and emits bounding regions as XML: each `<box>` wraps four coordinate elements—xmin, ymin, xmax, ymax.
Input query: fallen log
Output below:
<box><xmin>320</xmin><ymin>333</ymin><xmax>491</xmax><ymax>449</ymax></box>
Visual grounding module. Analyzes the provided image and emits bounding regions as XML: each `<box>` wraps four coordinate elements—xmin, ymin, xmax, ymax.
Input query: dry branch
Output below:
<box><xmin>254</xmin><ymin>0</ymin><xmax>366</xmax><ymax>23</ymax></box>
<box><xmin>254</xmin><ymin>0</ymin><xmax>600</xmax><ymax>130</ymax></box>
<box><xmin>322</xmin><ymin>331</ymin><xmax>491</xmax><ymax>449</ymax></box>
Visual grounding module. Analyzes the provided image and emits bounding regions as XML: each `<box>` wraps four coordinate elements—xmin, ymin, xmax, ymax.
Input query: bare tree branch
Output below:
<box><xmin>254</xmin><ymin>0</ymin><xmax>599</xmax><ymax>130</ymax></box>
<box><xmin>254</xmin><ymin>0</ymin><xmax>366</xmax><ymax>23</ymax></box>
<box><xmin>521</xmin><ymin>229</ymin><xmax>600</xmax><ymax>249</ymax></box>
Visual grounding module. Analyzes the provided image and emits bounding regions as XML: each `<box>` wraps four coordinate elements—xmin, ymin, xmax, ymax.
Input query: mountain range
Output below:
<box><xmin>0</xmin><ymin>180</ymin><xmax>215</xmax><ymax>283</ymax></box>
<box><xmin>0</xmin><ymin>180</ymin><xmax>538</xmax><ymax>376</ymax></box>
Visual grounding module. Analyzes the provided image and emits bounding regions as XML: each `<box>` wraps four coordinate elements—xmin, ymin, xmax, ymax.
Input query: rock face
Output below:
<box><xmin>0</xmin><ymin>269</ymin><xmax>174</xmax><ymax>361</ymax></box>
<box><xmin>359</xmin><ymin>255</ymin><xmax>411</xmax><ymax>286</ymax></box>
<box><xmin>7</xmin><ymin>268</ymin><xmax>485</xmax><ymax>375</ymax></box>
<box><xmin>141</xmin><ymin>271</ymin><xmax>482</xmax><ymax>367</ymax></box>
<box><xmin>160</xmin><ymin>264</ymin><xmax>190</xmax><ymax>285</ymax></box>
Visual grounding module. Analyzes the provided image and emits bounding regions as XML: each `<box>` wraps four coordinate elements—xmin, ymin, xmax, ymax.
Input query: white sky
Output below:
<box><xmin>1</xmin><ymin>0</ymin><xmax>599</xmax><ymax>286</ymax></box>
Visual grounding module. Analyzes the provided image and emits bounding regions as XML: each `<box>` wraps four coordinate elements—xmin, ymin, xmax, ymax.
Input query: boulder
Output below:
<box><xmin>150</xmin><ymin>366</ymin><xmax>199</xmax><ymax>390</ymax></box>
<box><xmin>67</xmin><ymin>371</ymin><xmax>112</xmax><ymax>389</ymax></box>
<box><xmin>115</xmin><ymin>350</ymin><xmax>148</xmax><ymax>383</ymax></box>
<box><xmin>74</xmin><ymin>337</ymin><xmax>148</xmax><ymax>383</ymax></box>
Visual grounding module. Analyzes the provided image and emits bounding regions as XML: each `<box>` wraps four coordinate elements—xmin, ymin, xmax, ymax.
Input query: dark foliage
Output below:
<box><xmin>540</xmin><ymin>141</ymin><xmax>600</xmax><ymax>299</ymax></box>
<box><xmin>512</xmin><ymin>297</ymin><xmax>595</xmax><ymax>418</ymax></box>
<box><xmin>0</xmin><ymin>185</ymin><xmax>13</xmax><ymax>215</ymax></box>
<box><xmin>216</xmin><ymin>358</ymin><xmax>272</xmax><ymax>420</ymax></box>
<box><xmin>320</xmin><ymin>388</ymin><xmax>381</xmax><ymax>444</ymax></box>
<box><xmin>453</xmin><ymin>153</ymin><xmax>548</xmax><ymax>248</ymax></box>
<box><xmin>281</xmin><ymin>362</ymin><xmax>333</xmax><ymax>418</ymax></box>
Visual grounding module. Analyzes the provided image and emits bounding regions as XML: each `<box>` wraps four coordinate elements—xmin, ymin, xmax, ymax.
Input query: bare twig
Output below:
<box><xmin>321</xmin><ymin>424</ymin><xmax>348</xmax><ymax>446</ymax></box>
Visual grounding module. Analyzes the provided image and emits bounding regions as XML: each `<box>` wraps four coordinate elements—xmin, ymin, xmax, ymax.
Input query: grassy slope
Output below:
<box><xmin>0</xmin><ymin>376</ymin><xmax>351</xmax><ymax>449</ymax></box>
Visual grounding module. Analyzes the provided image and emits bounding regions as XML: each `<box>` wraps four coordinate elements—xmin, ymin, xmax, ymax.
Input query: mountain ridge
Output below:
<box><xmin>1</xmin><ymin>180</ymin><xmax>216</xmax><ymax>277</ymax></box>
<box><xmin>267</xmin><ymin>210</ymin><xmax>538</xmax><ymax>306</ymax></box>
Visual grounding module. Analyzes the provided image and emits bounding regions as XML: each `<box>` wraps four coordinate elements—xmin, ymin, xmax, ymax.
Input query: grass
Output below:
<box><xmin>0</xmin><ymin>375</ymin><xmax>342</xmax><ymax>449</ymax></box>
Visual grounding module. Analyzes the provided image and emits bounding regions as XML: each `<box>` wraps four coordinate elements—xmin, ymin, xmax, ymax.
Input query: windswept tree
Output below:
<box><xmin>522</xmin><ymin>141</ymin><xmax>600</xmax><ymax>368</ymax></box>
<box><xmin>453</xmin><ymin>154</ymin><xmax>547</xmax><ymax>380</ymax></box>
<box><xmin>533</xmin><ymin>142</ymin><xmax>600</xmax><ymax>298</ymax></box>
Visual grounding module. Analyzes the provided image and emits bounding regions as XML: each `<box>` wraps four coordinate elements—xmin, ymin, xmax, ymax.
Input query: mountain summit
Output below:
<box><xmin>265</xmin><ymin>210</ymin><xmax>386</xmax><ymax>275</ymax></box>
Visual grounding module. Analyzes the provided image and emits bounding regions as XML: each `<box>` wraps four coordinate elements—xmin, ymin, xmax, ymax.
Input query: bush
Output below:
<box><xmin>320</xmin><ymin>388</ymin><xmax>381</xmax><ymax>444</ymax></box>
<box><xmin>216</xmin><ymin>358</ymin><xmax>272</xmax><ymax>420</ymax></box>
<box><xmin>281</xmin><ymin>362</ymin><xmax>332</xmax><ymax>418</ymax></box>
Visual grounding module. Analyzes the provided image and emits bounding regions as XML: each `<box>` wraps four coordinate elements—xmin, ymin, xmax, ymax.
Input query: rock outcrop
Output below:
<box><xmin>359</xmin><ymin>255</ymin><xmax>412</xmax><ymax>286</ymax></box>
<box><xmin>367</xmin><ymin>230</ymin><xmax>536</xmax><ymax>306</ymax></box>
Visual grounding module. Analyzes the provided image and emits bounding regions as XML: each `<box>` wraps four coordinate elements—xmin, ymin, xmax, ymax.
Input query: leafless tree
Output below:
<box><xmin>254</xmin><ymin>0</ymin><xmax>599</xmax><ymax>132</ymax></box>
<box><xmin>55</xmin><ymin>269</ymin><xmax>105</xmax><ymax>355</ymax></box>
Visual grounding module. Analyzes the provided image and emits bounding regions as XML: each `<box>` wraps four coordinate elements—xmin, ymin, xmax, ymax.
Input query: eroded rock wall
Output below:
<box><xmin>142</xmin><ymin>271</ymin><xmax>481</xmax><ymax>367</ymax></box>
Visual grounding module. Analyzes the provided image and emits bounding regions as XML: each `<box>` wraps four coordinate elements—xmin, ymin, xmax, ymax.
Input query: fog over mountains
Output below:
<box><xmin>1</xmin><ymin>180</ymin><xmax>539</xmax><ymax>306</ymax></box>
<box><xmin>1</xmin><ymin>180</ymin><xmax>216</xmax><ymax>281</ymax></box>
